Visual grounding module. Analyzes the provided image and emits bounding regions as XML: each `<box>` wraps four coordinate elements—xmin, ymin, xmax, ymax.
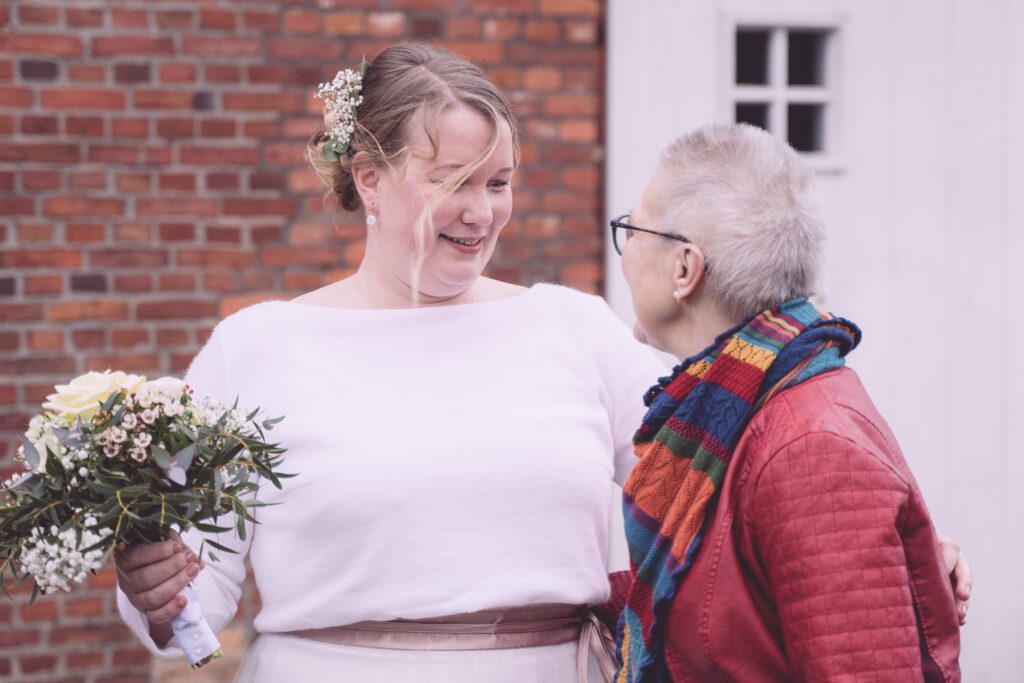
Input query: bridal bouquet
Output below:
<box><xmin>0</xmin><ymin>370</ymin><xmax>289</xmax><ymax>669</ymax></box>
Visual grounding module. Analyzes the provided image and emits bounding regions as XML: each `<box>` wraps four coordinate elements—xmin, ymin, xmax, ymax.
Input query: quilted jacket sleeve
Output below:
<box><xmin>747</xmin><ymin>430</ymin><xmax>925</xmax><ymax>681</ymax></box>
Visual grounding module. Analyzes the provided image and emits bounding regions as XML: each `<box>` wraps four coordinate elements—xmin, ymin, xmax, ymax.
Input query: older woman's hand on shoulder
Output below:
<box><xmin>939</xmin><ymin>534</ymin><xmax>973</xmax><ymax>624</ymax></box>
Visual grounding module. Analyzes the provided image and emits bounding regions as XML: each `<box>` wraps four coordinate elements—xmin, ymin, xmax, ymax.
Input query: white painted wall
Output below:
<box><xmin>606</xmin><ymin>1</ymin><xmax>1024</xmax><ymax>679</ymax></box>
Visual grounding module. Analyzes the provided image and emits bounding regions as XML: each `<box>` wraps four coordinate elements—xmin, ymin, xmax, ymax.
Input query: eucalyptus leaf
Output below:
<box><xmin>172</xmin><ymin>444</ymin><xmax>196</xmax><ymax>472</ymax></box>
<box><xmin>20</xmin><ymin>439</ymin><xmax>39</xmax><ymax>469</ymax></box>
<box><xmin>231</xmin><ymin>469</ymin><xmax>251</xmax><ymax>487</ymax></box>
<box><xmin>167</xmin><ymin>467</ymin><xmax>187</xmax><ymax>486</ymax></box>
<box><xmin>160</xmin><ymin>511</ymin><xmax>189</xmax><ymax>529</ymax></box>
<box><xmin>204</xmin><ymin>538</ymin><xmax>237</xmax><ymax>554</ymax></box>
<box><xmin>44</xmin><ymin>450</ymin><xmax>64</xmax><ymax>478</ymax></box>
<box><xmin>321</xmin><ymin>139</ymin><xmax>347</xmax><ymax>162</ymax></box>
<box><xmin>151</xmin><ymin>445</ymin><xmax>173</xmax><ymax>470</ymax></box>
<box><xmin>321</xmin><ymin>145</ymin><xmax>339</xmax><ymax>162</ymax></box>
<box><xmin>7</xmin><ymin>472</ymin><xmax>36</xmax><ymax>492</ymax></box>
<box><xmin>50</xmin><ymin>428</ymin><xmax>79</xmax><ymax>448</ymax></box>
<box><xmin>84</xmin><ymin>479</ymin><xmax>115</xmax><ymax>496</ymax></box>
<box><xmin>176</xmin><ymin>421</ymin><xmax>197</xmax><ymax>441</ymax></box>
<box><xmin>109</xmin><ymin>404</ymin><xmax>125</xmax><ymax>426</ymax></box>
<box><xmin>101</xmin><ymin>390</ymin><xmax>120</xmax><ymax>412</ymax></box>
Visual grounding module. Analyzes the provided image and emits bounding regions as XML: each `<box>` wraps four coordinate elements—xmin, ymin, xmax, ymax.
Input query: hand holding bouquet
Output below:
<box><xmin>0</xmin><ymin>370</ymin><xmax>290</xmax><ymax>668</ymax></box>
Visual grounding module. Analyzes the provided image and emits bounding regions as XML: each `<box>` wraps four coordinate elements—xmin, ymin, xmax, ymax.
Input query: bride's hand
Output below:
<box><xmin>116</xmin><ymin>529</ymin><xmax>204</xmax><ymax>626</ymax></box>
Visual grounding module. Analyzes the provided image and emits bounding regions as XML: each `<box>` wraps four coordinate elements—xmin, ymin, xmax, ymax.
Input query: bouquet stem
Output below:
<box><xmin>171</xmin><ymin>584</ymin><xmax>222</xmax><ymax>668</ymax></box>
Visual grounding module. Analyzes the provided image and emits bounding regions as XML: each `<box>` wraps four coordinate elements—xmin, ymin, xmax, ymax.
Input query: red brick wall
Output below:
<box><xmin>0</xmin><ymin>1</ymin><xmax>605</xmax><ymax>680</ymax></box>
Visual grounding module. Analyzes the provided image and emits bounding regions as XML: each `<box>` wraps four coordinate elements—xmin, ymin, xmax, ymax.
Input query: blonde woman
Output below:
<box><xmin>114</xmin><ymin>43</ymin><xmax>664</xmax><ymax>682</ymax></box>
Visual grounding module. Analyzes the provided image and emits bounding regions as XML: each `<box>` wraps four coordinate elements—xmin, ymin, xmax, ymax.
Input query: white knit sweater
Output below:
<box><xmin>117</xmin><ymin>284</ymin><xmax>666</xmax><ymax>654</ymax></box>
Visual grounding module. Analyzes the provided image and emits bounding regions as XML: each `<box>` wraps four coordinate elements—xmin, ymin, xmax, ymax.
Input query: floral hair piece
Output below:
<box><xmin>314</xmin><ymin>57</ymin><xmax>370</xmax><ymax>162</ymax></box>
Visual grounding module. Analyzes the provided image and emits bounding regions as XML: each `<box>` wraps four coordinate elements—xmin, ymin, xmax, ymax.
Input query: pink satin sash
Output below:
<box><xmin>288</xmin><ymin>604</ymin><xmax>618</xmax><ymax>682</ymax></box>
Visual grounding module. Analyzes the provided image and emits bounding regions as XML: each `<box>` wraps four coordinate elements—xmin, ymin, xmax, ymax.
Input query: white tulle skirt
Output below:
<box><xmin>233</xmin><ymin>632</ymin><xmax>608</xmax><ymax>683</ymax></box>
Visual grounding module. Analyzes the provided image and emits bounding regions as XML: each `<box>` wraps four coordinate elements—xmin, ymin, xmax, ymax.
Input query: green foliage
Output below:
<box><xmin>0</xmin><ymin>388</ymin><xmax>291</xmax><ymax>596</ymax></box>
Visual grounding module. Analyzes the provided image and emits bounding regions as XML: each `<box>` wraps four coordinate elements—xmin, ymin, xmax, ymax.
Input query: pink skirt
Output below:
<box><xmin>233</xmin><ymin>604</ymin><xmax>616</xmax><ymax>683</ymax></box>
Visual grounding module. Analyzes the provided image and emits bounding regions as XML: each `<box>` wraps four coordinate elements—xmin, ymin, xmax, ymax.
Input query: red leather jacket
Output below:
<box><xmin>659</xmin><ymin>367</ymin><xmax>961</xmax><ymax>681</ymax></box>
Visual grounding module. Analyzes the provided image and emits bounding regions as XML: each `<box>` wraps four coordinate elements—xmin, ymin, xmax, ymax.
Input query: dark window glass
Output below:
<box><xmin>787</xmin><ymin>103</ymin><xmax>824</xmax><ymax>151</ymax></box>
<box><xmin>735</xmin><ymin>103</ymin><xmax>770</xmax><ymax>131</ymax></box>
<box><xmin>736</xmin><ymin>30</ymin><xmax>770</xmax><ymax>85</ymax></box>
<box><xmin>787</xmin><ymin>31</ymin><xmax>827</xmax><ymax>86</ymax></box>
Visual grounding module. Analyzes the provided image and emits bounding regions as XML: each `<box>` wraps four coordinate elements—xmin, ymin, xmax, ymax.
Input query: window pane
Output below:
<box><xmin>787</xmin><ymin>103</ymin><xmax>824</xmax><ymax>151</ymax></box>
<box><xmin>736</xmin><ymin>103</ymin><xmax>770</xmax><ymax>131</ymax></box>
<box><xmin>787</xmin><ymin>31</ymin><xmax>827</xmax><ymax>86</ymax></box>
<box><xmin>736</xmin><ymin>30</ymin><xmax>770</xmax><ymax>85</ymax></box>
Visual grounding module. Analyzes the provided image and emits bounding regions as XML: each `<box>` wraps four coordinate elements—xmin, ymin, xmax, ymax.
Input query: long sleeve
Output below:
<box><xmin>117</xmin><ymin>322</ymin><xmax>254</xmax><ymax>656</ymax></box>
<box><xmin>748</xmin><ymin>430</ymin><xmax>924</xmax><ymax>681</ymax></box>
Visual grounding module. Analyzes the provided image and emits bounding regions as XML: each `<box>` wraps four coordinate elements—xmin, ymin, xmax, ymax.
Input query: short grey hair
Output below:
<box><xmin>656</xmin><ymin>123</ymin><xmax>824</xmax><ymax>321</ymax></box>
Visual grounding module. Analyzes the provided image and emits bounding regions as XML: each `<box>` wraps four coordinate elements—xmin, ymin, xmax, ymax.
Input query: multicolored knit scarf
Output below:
<box><xmin>616</xmin><ymin>297</ymin><xmax>860</xmax><ymax>682</ymax></box>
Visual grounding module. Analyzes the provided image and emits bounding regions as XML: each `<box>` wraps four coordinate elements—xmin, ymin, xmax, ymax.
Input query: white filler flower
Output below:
<box><xmin>21</xmin><ymin>519</ymin><xmax>111</xmax><ymax>593</ymax></box>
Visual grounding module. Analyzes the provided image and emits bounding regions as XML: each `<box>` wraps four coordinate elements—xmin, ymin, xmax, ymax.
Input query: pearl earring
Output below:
<box><xmin>366</xmin><ymin>214</ymin><xmax>377</xmax><ymax>227</ymax></box>
<box><xmin>673</xmin><ymin>290</ymin><xmax>682</xmax><ymax>301</ymax></box>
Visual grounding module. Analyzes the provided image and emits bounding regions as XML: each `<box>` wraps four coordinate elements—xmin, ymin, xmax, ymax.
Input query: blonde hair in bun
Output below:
<box><xmin>306</xmin><ymin>42</ymin><xmax>521</xmax><ymax>215</ymax></box>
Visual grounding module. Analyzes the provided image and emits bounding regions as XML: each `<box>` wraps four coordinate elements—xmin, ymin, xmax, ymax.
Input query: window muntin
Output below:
<box><xmin>730</xmin><ymin>27</ymin><xmax>834</xmax><ymax>155</ymax></box>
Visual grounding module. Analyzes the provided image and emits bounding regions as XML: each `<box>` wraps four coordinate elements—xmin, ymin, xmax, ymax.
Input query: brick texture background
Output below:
<box><xmin>0</xmin><ymin>0</ymin><xmax>605</xmax><ymax>680</ymax></box>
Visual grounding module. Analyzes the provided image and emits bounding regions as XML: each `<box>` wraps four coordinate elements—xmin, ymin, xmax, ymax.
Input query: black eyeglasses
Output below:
<box><xmin>610</xmin><ymin>214</ymin><xmax>694</xmax><ymax>256</ymax></box>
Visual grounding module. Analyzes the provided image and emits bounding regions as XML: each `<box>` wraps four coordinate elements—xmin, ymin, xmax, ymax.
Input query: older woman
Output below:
<box><xmin>613</xmin><ymin>123</ymin><xmax>963</xmax><ymax>681</ymax></box>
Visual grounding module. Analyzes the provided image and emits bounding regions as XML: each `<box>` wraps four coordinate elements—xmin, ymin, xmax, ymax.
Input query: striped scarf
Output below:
<box><xmin>616</xmin><ymin>297</ymin><xmax>860</xmax><ymax>682</ymax></box>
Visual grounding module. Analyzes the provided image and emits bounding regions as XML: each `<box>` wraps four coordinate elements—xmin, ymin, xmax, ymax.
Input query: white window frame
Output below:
<box><xmin>720</xmin><ymin>7</ymin><xmax>846</xmax><ymax>174</ymax></box>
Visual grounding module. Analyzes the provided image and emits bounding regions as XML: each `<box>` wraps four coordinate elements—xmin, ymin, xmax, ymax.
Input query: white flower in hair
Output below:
<box><xmin>314</xmin><ymin>57</ymin><xmax>370</xmax><ymax>161</ymax></box>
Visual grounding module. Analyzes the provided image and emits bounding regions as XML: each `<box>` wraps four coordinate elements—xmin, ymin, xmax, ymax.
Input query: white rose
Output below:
<box><xmin>141</xmin><ymin>376</ymin><xmax>186</xmax><ymax>400</ymax></box>
<box><xmin>42</xmin><ymin>371</ymin><xmax>146</xmax><ymax>423</ymax></box>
